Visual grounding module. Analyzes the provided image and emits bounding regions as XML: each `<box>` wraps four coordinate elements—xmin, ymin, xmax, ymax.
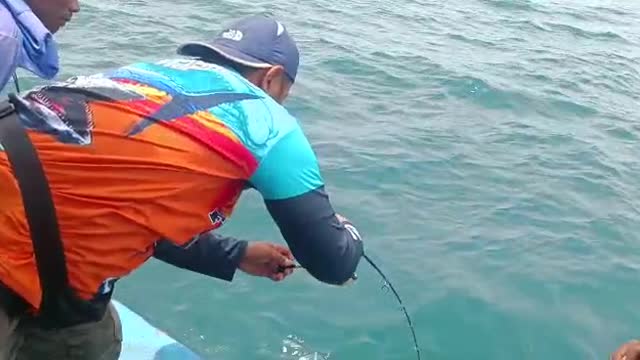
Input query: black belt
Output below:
<box><xmin>0</xmin><ymin>94</ymin><xmax>108</xmax><ymax>329</ymax></box>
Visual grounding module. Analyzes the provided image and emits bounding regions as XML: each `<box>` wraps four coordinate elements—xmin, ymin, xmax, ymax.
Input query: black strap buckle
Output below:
<box><xmin>0</xmin><ymin>95</ymin><xmax>16</xmax><ymax>119</ymax></box>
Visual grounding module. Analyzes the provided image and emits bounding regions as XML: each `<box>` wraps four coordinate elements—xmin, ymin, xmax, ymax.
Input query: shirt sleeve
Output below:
<box><xmin>0</xmin><ymin>17</ymin><xmax>20</xmax><ymax>93</ymax></box>
<box><xmin>249</xmin><ymin>127</ymin><xmax>364</xmax><ymax>285</ymax></box>
<box><xmin>249</xmin><ymin>126</ymin><xmax>325</xmax><ymax>200</ymax></box>
<box><xmin>153</xmin><ymin>232</ymin><xmax>248</xmax><ymax>282</ymax></box>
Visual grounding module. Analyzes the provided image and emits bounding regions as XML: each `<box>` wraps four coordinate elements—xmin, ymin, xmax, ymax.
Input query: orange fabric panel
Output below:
<box><xmin>0</xmin><ymin>151</ymin><xmax>40</xmax><ymax>309</ymax></box>
<box><xmin>0</xmin><ymin>100</ymin><xmax>249</xmax><ymax>310</ymax></box>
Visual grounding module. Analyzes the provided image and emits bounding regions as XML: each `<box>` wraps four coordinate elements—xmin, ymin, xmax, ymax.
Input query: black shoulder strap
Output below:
<box><xmin>0</xmin><ymin>95</ymin><xmax>68</xmax><ymax>318</ymax></box>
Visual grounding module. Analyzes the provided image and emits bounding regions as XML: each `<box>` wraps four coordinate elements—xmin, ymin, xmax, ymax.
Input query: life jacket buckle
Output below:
<box><xmin>0</xmin><ymin>93</ymin><xmax>20</xmax><ymax>119</ymax></box>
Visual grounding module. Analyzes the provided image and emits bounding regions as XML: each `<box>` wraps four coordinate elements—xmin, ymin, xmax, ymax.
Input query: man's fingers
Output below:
<box><xmin>611</xmin><ymin>346</ymin><xmax>625</xmax><ymax>360</ymax></box>
<box><xmin>264</xmin><ymin>242</ymin><xmax>292</xmax><ymax>258</ymax></box>
<box><xmin>253</xmin><ymin>243</ymin><xmax>295</xmax><ymax>279</ymax></box>
<box><xmin>274</xmin><ymin>249</ymin><xmax>294</xmax><ymax>267</ymax></box>
<box><xmin>272</xmin><ymin>254</ymin><xmax>295</xmax><ymax>279</ymax></box>
<box><xmin>272</xmin><ymin>244</ymin><xmax>294</xmax><ymax>259</ymax></box>
<box><xmin>611</xmin><ymin>349</ymin><xmax>623</xmax><ymax>360</ymax></box>
<box><xmin>612</xmin><ymin>341</ymin><xmax>640</xmax><ymax>360</ymax></box>
<box><xmin>278</xmin><ymin>266</ymin><xmax>294</xmax><ymax>277</ymax></box>
<box><xmin>271</xmin><ymin>251</ymin><xmax>294</xmax><ymax>272</ymax></box>
<box><xmin>276</xmin><ymin>262</ymin><xmax>295</xmax><ymax>275</ymax></box>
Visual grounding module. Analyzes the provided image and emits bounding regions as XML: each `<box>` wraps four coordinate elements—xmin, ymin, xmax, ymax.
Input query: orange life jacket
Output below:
<box><xmin>0</xmin><ymin>61</ymin><xmax>261</xmax><ymax>310</ymax></box>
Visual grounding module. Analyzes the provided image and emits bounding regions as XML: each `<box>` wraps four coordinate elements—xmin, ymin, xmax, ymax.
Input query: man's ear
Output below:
<box><xmin>260</xmin><ymin>65</ymin><xmax>286</xmax><ymax>90</ymax></box>
<box><xmin>260</xmin><ymin>65</ymin><xmax>289</xmax><ymax>103</ymax></box>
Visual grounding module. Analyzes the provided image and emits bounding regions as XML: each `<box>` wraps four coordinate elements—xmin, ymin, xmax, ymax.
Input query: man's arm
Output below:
<box><xmin>250</xmin><ymin>126</ymin><xmax>364</xmax><ymax>285</ymax></box>
<box><xmin>153</xmin><ymin>232</ymin><xmax>248</xmax><ymax>282</ymax></box>
<box><xmin>0</xmin><ymin>10</ymin><xmax>20</xmax><ymax>92</ymax></box>
<box><xmin>264</xmin><ymin>186</ymin><xmax>363</xmax><ymax>285</ymax></box>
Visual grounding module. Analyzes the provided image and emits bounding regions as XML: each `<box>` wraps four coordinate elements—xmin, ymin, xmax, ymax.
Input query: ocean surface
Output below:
<box><xmin>12</xmin><ymin>0</ymin><xmax>640</xmax><ymax>359</ymax></box>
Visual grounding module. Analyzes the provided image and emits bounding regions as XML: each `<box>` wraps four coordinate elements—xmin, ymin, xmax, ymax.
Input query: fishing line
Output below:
<box><xmin>280</xmin><ymin>254</ymin><xmax>422</xmax><ymax>360</ymax></box>
<box><xmin>363</xmin><ymin>253</ymin><xmax>421</xmax><ymax>360</ymax></box>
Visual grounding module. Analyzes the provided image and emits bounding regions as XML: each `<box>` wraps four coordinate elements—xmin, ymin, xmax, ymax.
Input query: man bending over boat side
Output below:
<box><xmin>0</xmin><ymin>15</ymin><xmax>363</xmax><ymax>359</ymax></box>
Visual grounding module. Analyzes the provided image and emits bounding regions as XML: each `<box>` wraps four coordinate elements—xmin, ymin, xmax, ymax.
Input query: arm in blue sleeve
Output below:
<box><xmin>153</xmin><ymin>232</ymin><xmax>248</xmax><ymax>282</ymax></box>
<box><xmin>0</xmin><ymin>15</ymin><xmax>20</xmax><ymax>92</ymax></box>
<box><xmin>250</xmin><ymin>127</ymin><xmax>364</xmax><ymax>285</ymax></box>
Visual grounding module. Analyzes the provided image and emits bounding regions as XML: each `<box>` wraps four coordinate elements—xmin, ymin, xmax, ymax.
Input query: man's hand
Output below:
<box><xmin>611</xmin><ymin>340</ymin><xmax>640</xmax><ymax>360</ymax></box>
<box><xmin>238</xmin><ymin>242</ymin><xmax>295</xmax><ymax>281</ymax></box>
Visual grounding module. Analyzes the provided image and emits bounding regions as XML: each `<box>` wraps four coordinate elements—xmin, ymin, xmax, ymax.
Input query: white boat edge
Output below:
<box><xmin>112</xmin><ymin>299</ymin><xmax>203</xmax><ymax>360</ymax></box>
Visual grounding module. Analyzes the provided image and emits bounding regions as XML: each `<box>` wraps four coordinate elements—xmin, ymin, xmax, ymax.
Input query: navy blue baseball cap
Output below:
<box><xmin>177</xmin><ymin>15</ymin><xmax>300</xmax><ymax>83</ymax></box>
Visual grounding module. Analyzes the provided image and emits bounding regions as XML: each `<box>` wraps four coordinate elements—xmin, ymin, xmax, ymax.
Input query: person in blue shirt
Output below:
<box><xmin>0</xmin><ymin>0</ymin><xmax>79</xmax><ymax>92</ymax></box>
<box><xmin>164</xmin><ymin>15</ymin><xmax>365</xmax><ymax>286</ymax></box>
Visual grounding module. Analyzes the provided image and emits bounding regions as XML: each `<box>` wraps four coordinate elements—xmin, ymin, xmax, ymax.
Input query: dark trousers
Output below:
<box><xmin>0</xmin><ymin>300</ymin><xmax>122</xmax><ymax>360</ymax></box>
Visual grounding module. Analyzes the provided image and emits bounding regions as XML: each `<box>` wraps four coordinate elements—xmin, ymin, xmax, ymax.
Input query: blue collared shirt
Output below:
<box><xmin>0</xmin><ymin>4</ymin><xmax>20</xmax><ymax>92</ymax></box>
<box><xmin>0</xmin><ymin>0</ymin><xmax>59</xmax><ymax>92</ymax></box>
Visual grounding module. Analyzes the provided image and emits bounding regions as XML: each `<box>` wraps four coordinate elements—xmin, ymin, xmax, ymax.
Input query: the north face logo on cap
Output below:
<box><xmin>221</xmin><ymin>29</ymin><xmax>243</xmax><ymax>41</ymax></box>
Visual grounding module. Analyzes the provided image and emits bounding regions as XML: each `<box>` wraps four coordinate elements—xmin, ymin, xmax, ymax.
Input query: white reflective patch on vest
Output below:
<box><xmin>99</xmin><ymin>277</ymin><xmax>119</xmax><ymax>294</ymax></box>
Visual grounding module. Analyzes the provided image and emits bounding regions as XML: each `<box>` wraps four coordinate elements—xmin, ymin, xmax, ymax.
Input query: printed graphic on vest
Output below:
<box><xmin>17</xmin><ymin>75</ymin><xmax>144</xmax><ymax>146</ymax></box>
<box><xmin>208</xmin><ymin>209</ymin><xmax>227</xmax><ymax>226</ymax></box>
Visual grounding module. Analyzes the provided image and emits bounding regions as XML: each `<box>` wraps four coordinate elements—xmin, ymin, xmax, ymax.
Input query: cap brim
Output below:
<box><xmin>177</xmin><ymin>42</ymin><xmax>272</xmax><ymax>69</ymax></box>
